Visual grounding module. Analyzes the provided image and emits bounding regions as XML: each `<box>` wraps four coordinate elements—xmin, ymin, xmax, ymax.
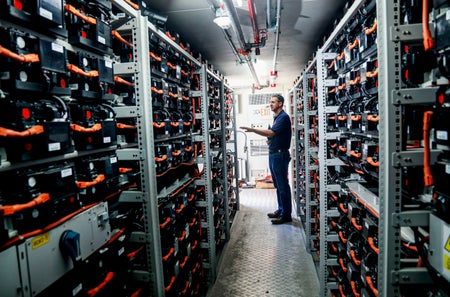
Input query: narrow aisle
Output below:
<box><xmin>208</xmin><ymin>188</ymin><xmax>319</xmax><ymax>297</ymax></box>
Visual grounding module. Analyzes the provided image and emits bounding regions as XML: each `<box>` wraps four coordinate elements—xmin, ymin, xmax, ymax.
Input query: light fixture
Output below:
<box><xmin>213</xmin><ymin>6</ymin><xmax>232</xmax><ymax>29</ymax></box>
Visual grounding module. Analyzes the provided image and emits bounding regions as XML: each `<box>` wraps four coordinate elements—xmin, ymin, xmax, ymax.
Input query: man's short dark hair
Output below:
<box><xmin>273</xmin><ymin>94</ymin><xmax>284</xmax><ymax>105</ymax></box>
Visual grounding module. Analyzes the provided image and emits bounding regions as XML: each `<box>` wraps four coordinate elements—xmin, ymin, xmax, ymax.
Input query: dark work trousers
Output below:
<box><xmin>268</xmin><ymin>151</ymin><xmax>292</xmax><ymax>219</ymax></box>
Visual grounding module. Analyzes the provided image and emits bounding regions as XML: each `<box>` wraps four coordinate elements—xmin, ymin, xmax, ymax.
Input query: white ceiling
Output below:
<box><xmin>143</xmin><ymin>0</ymin><xmax>347</xmax><ymax>91</ymax></box>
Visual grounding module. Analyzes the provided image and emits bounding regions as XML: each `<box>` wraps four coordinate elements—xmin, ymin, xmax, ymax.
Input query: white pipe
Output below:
<box><xmin>272</xmin><ymin>0</ymin><xmax>281</xmax><ymax>72</ymax></box>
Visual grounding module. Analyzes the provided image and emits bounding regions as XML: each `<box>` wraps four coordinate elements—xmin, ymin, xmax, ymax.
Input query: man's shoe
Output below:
<box><xmin>267</xmin><ymin>210</ymin><xmax>281</xmax><ymax>218</ymax></box>
<box><xmin>271</xmin><ymin>217</ymin><xmax>292</xmax><ymax>225</ymax></box>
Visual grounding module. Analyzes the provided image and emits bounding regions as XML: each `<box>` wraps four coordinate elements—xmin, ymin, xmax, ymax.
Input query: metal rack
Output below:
<box><xmin>291</xmin><ymin>86</ymin><xmax>303</xmax><ymax>222</ymax></box>
<box><xmin>296</xmin><ymin>0</ymin><xmax>381</xmax><ymax>296</ymax></box>
<box><xmin>0</xmin><ymin>0</ymin><xmax>237</xmax><ymax>295</ymax></box>
<box><xmin>377</xmin><ymin>1</ymin><xmax>448</xmax><ymax>295</ymax></box>
<box><xmin>294</xmin><ymin>0</ymin><xmax>450</xmax><ymax>296</ymax></box>
<box><xmin>289</xmin><ymin>58</ymin><xmax>318</xmax><ymax>253</ymax></box>
<box><xmin>377</xmin><ymin>3</ymin><xmax>402</xmax><ymax>295</ymax></box>
<box><xmin>317</xmin><ymin>49</ymin><xmax>339</xmax><ymax>296</ymax></box>
<box><xmin>196</xmin><ymin>64</ymin><xmax>217</xmax><ymax>282</ymax></box>
<box><xmin>112</xmin><ymin>2</ymin><xmax>164</xmax><ymax>295</ymax></box>
<box><xmin>113</xmin><ymin>4</ymin><xmax>239</xmax><ymax>292</ymax></box>
<box><xmin>303</xmin><ymin>65</ymin><xmax>319</xmax><ymax>254</ymax></box>
<box><xmin>223</xmin><ymin>83</ymin><xmax>240</xmax><ymax>234</ymax></box>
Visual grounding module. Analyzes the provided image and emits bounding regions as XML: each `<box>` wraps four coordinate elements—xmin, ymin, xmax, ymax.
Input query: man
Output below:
<box><xmin>240</xmin><ymin>94</ymin><xmax>292</xmax><ymax>224</ymax></box>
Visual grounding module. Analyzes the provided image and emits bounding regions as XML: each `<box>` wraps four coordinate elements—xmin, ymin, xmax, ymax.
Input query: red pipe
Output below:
<box><xmin>247</xmin><ymin>0</ymin><xmax>260</xmax><ymax>44</ymax></box>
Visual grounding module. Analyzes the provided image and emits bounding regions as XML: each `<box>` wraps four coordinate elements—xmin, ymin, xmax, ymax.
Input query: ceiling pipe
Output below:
<box><xmin>247</xmin><ymin>0</ymin><xmax>267</xmax><ymax>55</ymax></box>
<box><xmin>206</xmin><ymin>1</ymin><xmax>244</xmax><ymax>66</ymax></box>
<box><xmin>207</xmin><ymin>0</ymin><xmax>262</xmax><ymax>87</ymax></box>
<box><xmin>222</xmin><ymin>0</ymin><xmax>249</xmax><ymax>52</ymax></box>
<box><xmin>222</xmin><ymin>30</ymin><xmax>244</xmax><ymax>64</ymax></box>
<box><xmin>222</xmin><ymin>0</ymin><xmax>261</xmax><ymax>87</ymax></box>
<box><xmin>247</xmin><ymin>0</ymin><xmax>260</xmax><ymax>44</ymax></box>
<box><xmin>271</xmin><ymin>0</ymin><xmax>281</xmax><ymax>79</ymax></box>
<box><xmin>266</xmin><ymin>0</ymin><xmax>277</xmax><ymax>31</ymax></box>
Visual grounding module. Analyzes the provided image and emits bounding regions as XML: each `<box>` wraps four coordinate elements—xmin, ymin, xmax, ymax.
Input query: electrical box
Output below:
<box><xmin>24</xmin><ymin>202</ymin><xmax>110</xmax><ymax>296</ymax></box>
<box><xmin>0</xmin><ymin>244</ymin><xmax>29</xmax><ymax>297</ymax></box>
<box><xmin>429</xmin><ymin>213</ymin><xmax>450</xmax><ymax>283</ymax></box>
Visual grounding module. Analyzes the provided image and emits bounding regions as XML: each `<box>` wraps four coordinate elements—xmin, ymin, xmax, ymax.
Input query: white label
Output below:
<box><xmin>103</xmin><ymin>136</ymin><xmax>111</xmax><ymax>143</ymax></box>
<box><xmin>51</xmin><ymin>43</ymin><xmax>64</xmax><ymax>53</ymax></box>
<box><xmin>185</xmin><ymin>223</ymin><xmax>190</xmax><ymax>239</ymax></box>
<box><xmin>176</xmin><ymin>65</ymin><xmax>181</xmax><ymax>79</ymax></box>
<box><xmin>48</xmin><ymin>142</ymin><xmax>61</xmax><ymax>151</ymax></box>
<box><xmin>39</xmin><ymin>7</ymin><xmax>53</xmax><ymax>20</ymax></box>
<box><xmin>359</xmin><ymin>42</ymin><xmax>365</xmax><ymax>53</ymax></box>
<box><xmin>174</xmin><ymin>238</ymin><xmax>179</xmax><ymax>255</ymax></box>
<box><xmin>72</xmin><ymin>283</ymin><xmax>83</xmax><ymax>296</ymax></box>
<box><xmin>118</xmin><ymin>246</ymin><xmax>125</xmax><ymax>256</ymax></box>
<box><xmin>61</xmin><ymin>168</ymin><xmax>73</xmax><ymax>178</ymax></box>
<box><xmin>105</xmin><ymin>60</ymin><xmax>113</xmax><ymax>68</ymax></box>
<box><xmin>436</xmin><ymin>130</ymin><xmax>448</xmax><ymax>141</ymax></box>
<box><xmin>446</xmin><ymin>10</ymin><xmax>450</xmax><ymax>20</ymax></box>
<box><xmin>446</xmin><ymin>164</ymin><xmax>450</xmax><ymax>174</ymax></box>
<box><xmin>186</xmin><ymin>243</ymin><xmax>191</xmax><ymax>257</ymax></box>
<box><xmin>98</xmin><ymin>36</ymin><xmax>106</xmax><ymax>45</ymax></box>
<box><xmin>110</xmin><ymin>156</ymin><xmax>118</xmax><ymax>164</ymax></box>
<box><xmin>344</xmin><ymin>47</ymin><xmax>351</xmax><ymax>63</ymax></box>
<box><xmin>174</xmin><ymin>260</ymin><xmax>180</xmax><ymax>278</ymax></box>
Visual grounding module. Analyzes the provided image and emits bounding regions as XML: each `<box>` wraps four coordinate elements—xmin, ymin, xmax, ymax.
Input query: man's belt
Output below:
<box><xmin>269</xmin><ymin>149</ymin><xmax>289</xmax><ymax>154</ymax></box>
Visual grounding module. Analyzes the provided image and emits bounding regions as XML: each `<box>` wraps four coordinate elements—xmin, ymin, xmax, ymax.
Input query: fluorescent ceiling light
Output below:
<box><xmin>214</xmin><ymin>16</ymin><xmax>232</xmax><ymax>29</ymax></box>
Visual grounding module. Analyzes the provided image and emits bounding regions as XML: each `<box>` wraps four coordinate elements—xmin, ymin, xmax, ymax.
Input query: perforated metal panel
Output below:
<box><xmin>248</xmin><ymin>93</ymin><xmax>280</xmax><ymax>105</ymax></box>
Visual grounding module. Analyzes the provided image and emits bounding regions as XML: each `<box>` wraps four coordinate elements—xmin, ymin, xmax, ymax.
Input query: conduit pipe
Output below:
<box><xmin>222</xmin><ymin>0</ymin><xmax>261</xmax><ymax>87</ymax></box>
<box><xmin>248</xmin><ymin>0</ymin><xmax>260</xmax><ymax>44</ymax></box>
<box><xmin>272</xmin><ymin>0</ymin><xmax>281</xmax><ymax>76</ymax></box>
<box><xmin>206</xmin><ymin>0</ymin><xmax>245</xmax><ymax>72</ymax></box>
<box><xmin>222</xmin><ymin>0</ymin><xmax>249</xmax><ymax>53</ymax></box>
<box><xmin>223</xmin><ymin>30</ymin><xmax>244</xmax><ymax>64</ymax></box>
<box><xmin>266</xmin><ymin>0</ymin><xmax>277</xmax><ymax>31</ymax></box>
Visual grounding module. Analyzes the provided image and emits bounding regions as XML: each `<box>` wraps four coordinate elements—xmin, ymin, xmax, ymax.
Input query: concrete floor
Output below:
<box><xmin>207</xmin><ymin>188</ymin><xmax>320</xmax><ymax>297</ymax></box>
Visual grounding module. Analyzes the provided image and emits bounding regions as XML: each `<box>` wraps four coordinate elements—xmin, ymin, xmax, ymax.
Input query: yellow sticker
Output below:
<box><xmin>31</xmin><ymin>233</ymin><xmax>50</xmax><ymax>249</ymax></box>
<box><xmin>444</xmin><ymin>254</ymin><xmax>450</xmax><ymax>272</ymax></box>
<box><xmin>446</xmin><ymin>236</ymin><xmax>450</xmax><ymax>253</ymax></box>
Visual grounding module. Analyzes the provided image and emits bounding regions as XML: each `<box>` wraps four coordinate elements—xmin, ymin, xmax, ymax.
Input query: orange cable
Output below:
<box><xmin>86</xmin><ymin>272</ymin><xmax>114</xmax><ymax>297</ymax></box>
<box><xmin>0</xmin><ymin>125</ymin><xmax>44</xmax><ymax>137</ymax></box>
<box><xmin>0</xmin><ymin>193</ymin><xmax>50</xmax><ymax>216</ymax></box>
<box><xmin>112</xmin><ymin>30</ymin><xmax>133</xmax><ymax>48</ymax></box>
<box><xmin>422</xmin><ymin>0</ymin><xmax>434</xmax><ymax>51</ymax></box>
<box><xmin>0</xmin><ymin>45</ymin><xmax>39</xmax><ymax>63</ymax></box>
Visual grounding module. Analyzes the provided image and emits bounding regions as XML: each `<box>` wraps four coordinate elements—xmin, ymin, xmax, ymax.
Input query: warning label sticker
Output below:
<box><xmin>445</xmin><ymin>235</ymin><xmax>450</xmax><ymax>253</ymax></box>
<box><xmin>31</xmin><ymin>233</ymin><xmax>50</xmax><ymax>249</ymax></box>
<box><xmin>444</xmin><ymin>254</ymin><xmax>450</xmax><ymax>273</ymax></box>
